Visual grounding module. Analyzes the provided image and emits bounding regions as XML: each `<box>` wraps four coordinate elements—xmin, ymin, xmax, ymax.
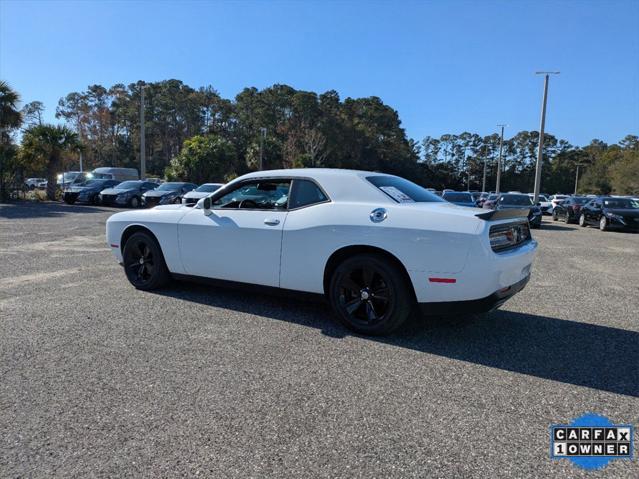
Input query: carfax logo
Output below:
<box><xmin>550</xmin><ymin>413</ymin><xmax>634</xmax><ymax>470</ymax></box>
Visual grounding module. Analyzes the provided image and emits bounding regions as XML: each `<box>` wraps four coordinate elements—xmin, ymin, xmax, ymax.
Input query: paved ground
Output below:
<box><xmin>1</xmin><ymin>202</ymin><xmax>637</xmax><ymax>478</ymax></box>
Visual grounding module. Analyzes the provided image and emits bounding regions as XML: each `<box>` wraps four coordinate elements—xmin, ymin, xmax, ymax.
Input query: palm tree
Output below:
<box><xmin>21</xmin><ymin>125</ymin><xmax>82</xmax><ymax>200</ymax></box>
<box><xmin>0</xmin><ymin>81</ymin><xmax>22</xmax><ymax>199</ymax></box>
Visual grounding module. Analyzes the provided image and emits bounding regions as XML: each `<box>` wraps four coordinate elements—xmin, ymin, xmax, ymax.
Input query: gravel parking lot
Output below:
<box><xmin>1</xmin><ymin>202</ymin><xmax>637</xmax><ymax>478</ymax></box>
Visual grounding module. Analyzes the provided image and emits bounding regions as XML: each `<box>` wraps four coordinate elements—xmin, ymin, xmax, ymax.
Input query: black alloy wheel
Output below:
<box><xmin>123</xmin><ymin>232</ymin><xmax>170</xmax><ymax>290</ymax></box>
<box><xmin>329</xmin><ymin>254</ymin><xmax>412</xmax><ymax>335</ymax></box>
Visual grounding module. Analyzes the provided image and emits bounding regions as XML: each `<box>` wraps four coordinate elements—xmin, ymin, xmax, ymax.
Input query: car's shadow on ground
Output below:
<box><xmin>0</xmin><ymin>201</ymin><xmax>118</xmax><ymax>219</ymax></box>
<box><xmin>154</xmin><ymin>281</ymin><xmax>639</xmax><ymax>398</ymax></box>
<box><xmin>540</xmin><ymin>222</ymin><xmax>575</xmax><ymax>231</ymax></box>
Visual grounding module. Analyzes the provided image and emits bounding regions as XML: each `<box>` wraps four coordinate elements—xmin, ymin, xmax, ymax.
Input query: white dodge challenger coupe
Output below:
<box><xmin>106</xmin><ymin>169</ymin><xmax>537</xmax><ymax>335</ymax></box>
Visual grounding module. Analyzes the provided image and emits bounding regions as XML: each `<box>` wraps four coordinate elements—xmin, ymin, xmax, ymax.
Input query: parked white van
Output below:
<box><xmin>91</xmin><ymin>167</ymin><xmax>139</xmax><ymax>181</ymax></box>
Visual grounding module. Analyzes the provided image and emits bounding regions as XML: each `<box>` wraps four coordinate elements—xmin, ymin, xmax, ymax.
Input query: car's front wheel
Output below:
<box><xmin>329</xmin><ymin>254</ymin><xmax>412</xmax><ymax>335</ymax></box>
<box><xmin>123</xmin><ymin>232</ymin><xmax>170</xmax><ymax>290</ymax></box>
<box><xmin>579</xmin><ymin>214</ymin><xmax>587</xmax><ymax>227</ymax></box>
<box><xmin>129</xmin><ymin>196</ymin><xmax>140</xmax><ymax>208</ymax></box>
<box><xmin>599</xmin><ymin>216</ymin><xmax>608</xmax><ymax>231</ymax></box>
<box><xmin>565</xmin><ymin>211</ymin><xmax>571</xmax><ymax>223</ymax></box>
<box><xmin>552</xmin><ymin>210</ymin><xmax>558</xmax><ymax>221</ymax></box>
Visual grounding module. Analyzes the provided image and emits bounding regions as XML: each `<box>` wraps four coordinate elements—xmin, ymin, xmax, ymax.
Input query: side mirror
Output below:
<box><xmin>201</xmin><ymin>197</ymin><xmax>212</xmax><ymax>216</ymax></box>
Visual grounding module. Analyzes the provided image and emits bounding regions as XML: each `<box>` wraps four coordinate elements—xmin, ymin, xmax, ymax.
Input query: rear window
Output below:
<box><xmin>443</xmin><ymin>192</ymin><xmax>473</xmax><ymax>202</ymax></box>
<box><xmin>366</xmin><ymin>176</ymin><xmax>443</xmax><ymax>203</ymax></box>
<box><xmin>500</xmin><ymin>194</ymin><xmax>533</xmax><ymax>206</ymax></box>
<box><xmin>289</xmin><ymin>179</ymin><xmax>328</xmax><ymax>209</ymax></box>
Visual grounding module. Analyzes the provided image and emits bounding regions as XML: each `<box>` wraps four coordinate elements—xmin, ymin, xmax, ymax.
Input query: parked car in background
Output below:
<box><xmin>528</xmin><ymin>193</ymin><xmax>552</xmax><ymax>215</ymax></box>
<box><xmin>482</xmin><ymin>194</ymin><xmax>500</xmax><ymax>209</ymax></box>
<box><xmin>142</xmin><ymin>182</ymin><xmax>198</xmax><ymax>207</ymax></box>
<box><xmin>476</xmin><ymin>192</ymin><xmax>490</xmax><ymax>207</ymax></box>
<box><xmin>25</xmin><ymin>178</ymin><xmax>46</xmax><ymax>190</ymax></box>
<box><xmin>552</xmin><ymin>196</ymin><xmax>589</xmax><ymax>223</ymax></box>
<box><xmin>549</xmin><ymin>194</ymin><xmax>568</xmax><ymax>212</ymax></box>
<box><xmin>442</xmin><ymin>191</ymin><xmax>477</xmax><ymax>208</ymax></box>
<box><xmin>182</xmin><ymin>183</ymin><xmax>224</xmax><ymax>206</ymax></box>
<box><xmin>57</xmin><ymin>171</ymin><xmax>91</xmax><ymax>189</ymax></box>
<box><xmin>579</xmin><ymin>196</ymin><xmax>639</xmax><ymax>231</ymax></box>
<box><xmin>99</xmin><ymin>180</ymin><xmax>159</xmax><ymax>208</ymax></box>
<box><xmin>91</xmin><ymin>167</ymin><xmax>139</xmax><ymax>181</ymax></box>
<box><xmin>106</xmin><ymin>168</ymin><xmax>537</xmax><ymax>335</ymax></box>
<box><xmin>485</xmin><ymin>193</ymin><xmax>542</xmax><ymax>228</ymax></box>
<box><xmin>63</xmin><ymin>179</ymin><xmax>120</xmax><ymax>205</ymax></box>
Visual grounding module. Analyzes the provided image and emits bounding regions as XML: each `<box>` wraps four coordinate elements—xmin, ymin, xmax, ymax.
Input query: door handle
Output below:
<box><xmin>264</xmin><ymin>218</ymin><xmax>280</xmax><ymax>226</ymax></box>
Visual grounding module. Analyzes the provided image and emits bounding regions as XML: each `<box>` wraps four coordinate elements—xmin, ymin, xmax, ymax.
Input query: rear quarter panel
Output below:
<box><xmin>279</xmin><ymin>202</ymin><xmax>481</xmax><ymax>294</ymax></box>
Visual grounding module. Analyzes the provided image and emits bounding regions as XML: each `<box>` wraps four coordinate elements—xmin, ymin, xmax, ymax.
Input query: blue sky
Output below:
<box><xmin>1</xmin><ymin>0</ymin><xmax>638</xmax><ymax>146</ymax></box>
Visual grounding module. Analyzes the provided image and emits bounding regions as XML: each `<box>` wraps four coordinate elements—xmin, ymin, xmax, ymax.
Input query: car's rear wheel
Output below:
<box><xmin>329</xmin><ymin>254</ymin><xmax>412</xmax><ymax>335</ymax></box>
<box><xmin>599</xmin><ymin>216</ymin><xmax>608</xmax><ymax>231</ymax></box>
<box><xmin>565</xmin><ymin>211</ymin><xmax>571</xmax><ymax>223</ymax></box>
<box><xmin>123</xmin><ymin>232</ymin><xmax>170</xmax><ymax>290</ymax></box>
<box><xmin>552</xmin><ymin>210</ymin><xmax>558</xmax><ymax>221</ymax></box>
<box><xmin>579</xmin><ymin>214</ymin><xmax>587</xmax><ymax>227</ymax></box>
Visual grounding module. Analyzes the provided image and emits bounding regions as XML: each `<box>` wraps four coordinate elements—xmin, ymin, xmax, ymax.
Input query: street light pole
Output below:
<box><xmin>574</xmin><ymin>164</ymin><xmax>582</xmax><ymax>195</ymax></box>
<box><xmin>481</xmin><ymin>146</ymin><xmax>487</xmax><ymax>193</ymax></box>
<box><xmin>259</xmin><ymin>127</ymin><xmax>267</xmax><ymax>170</ymax></box>
<box><xmin>139</xmin><ymin>82</ymin><xmax>146</xmax><ymax>180</ymax></box>
<box><xmin>533</xmin><ymin>71</ymin><xmax>559</xmax><ymax>203</ymax></box>
<box><xmin>496</xmin><ymin>124</ymin><xmax>506</xmax><ymax>194</ymax></box>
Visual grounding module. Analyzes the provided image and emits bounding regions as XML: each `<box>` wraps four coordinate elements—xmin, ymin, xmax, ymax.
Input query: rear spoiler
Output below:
<box><xmin>475</xmin><ymin>208</ymin><xmax>530</xmax><ymax>221</ymax></box>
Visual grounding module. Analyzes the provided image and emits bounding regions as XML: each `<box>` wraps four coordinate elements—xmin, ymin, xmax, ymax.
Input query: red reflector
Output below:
<box><xmin>110</xmin><ymin>244</ymin><xmax>119</xmax><ymax>248</ymax></box>
<box><xmin>429</xmin><ymin>277</ymin><xmax>456</xmax><ymax>284</ymax></box>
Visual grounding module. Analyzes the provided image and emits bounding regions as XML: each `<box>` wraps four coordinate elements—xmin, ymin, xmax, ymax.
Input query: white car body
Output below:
<box><xmin>107</xmin><ymin>169</ymin><xmax>537</xmax><ymax>322</ymax></box>
<box><xmin>550</xmin><ymin>194</ymin><xmax>568</xmax><ymax>210</ymax></box>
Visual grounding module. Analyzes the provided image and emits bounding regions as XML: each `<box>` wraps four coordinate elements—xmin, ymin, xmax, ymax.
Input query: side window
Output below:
<box><xmin>212</xmin><ymin>180</ymin><xmax>291</xmax><ymax>210</ymax></box>
<box><xmin>289</xmin><ymin>179</ymin><xmax>328</xmax><ymax>209</ymax></box>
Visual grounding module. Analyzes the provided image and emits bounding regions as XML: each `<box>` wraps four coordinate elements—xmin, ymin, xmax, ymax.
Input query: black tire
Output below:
<box><xmin>64</xmin><ymin>197</ymin><xmax>76</xmax><ymax>205</ymax></box>
<box><xmin>564</xmin><ymin>210</ymin><xmax>571</xmax><ymax>223</ymax></box>
<box><xmin>328</xmin><ymin>254</ymin><xmax>412</xmax><ymax>335</ymax></box>
<box><xmin>90</xmin><ymin>193</ymin><xmax>100</xmax><ymax>205</ymax></box>
<box><xmin>579</xmin><ymin>214</ymin><xmax>587</xmax><ymax>227</ymax></box>
<box><xmin>599</xmin><ymin>216</ymin><xmax>608</xmax><ymax>231</ymax></box>
<box><xmin>123</xmin><ymin>231</ymin><xmax>170</xmax><ymax>290</ymax></box>
<box><xmin>552</xmin><ymin>210</ymin><xmax>558</xmax><ymax>221</ymax></box>
<box><xmin>129</xmin><ymin>196</ymin><xmax>140</xmax><ymax>208</ymax></box>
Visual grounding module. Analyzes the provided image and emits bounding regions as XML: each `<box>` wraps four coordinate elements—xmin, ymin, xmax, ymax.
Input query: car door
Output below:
<box><xmin>178</xmin><ymin>178</ymin><xmax>290</xmax><ymax>287</ymax></box>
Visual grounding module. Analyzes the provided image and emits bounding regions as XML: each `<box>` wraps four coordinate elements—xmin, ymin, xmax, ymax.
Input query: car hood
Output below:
<box><xmin>100</xmin><ymin>187</ymin><xmax>137</xmax><ymax>195</ymax></box>
<box><xmin>183</xmin><ymin>191</ymin><xmax>209</xmax><ymax>199</ymax></box>
<box><xmin>143</xmin><ymin>190</ymin><xmax>177</xmax><ymax>198</ymax></box>
<box><xmin>497</xmin><ymin>204</ymin><xmax>535</xmax><ymax>210</ymax></box>
<box><xmin>605</xmin><ymin>208</ymin><xmax>639</xmax><ymax>218</ymax></box>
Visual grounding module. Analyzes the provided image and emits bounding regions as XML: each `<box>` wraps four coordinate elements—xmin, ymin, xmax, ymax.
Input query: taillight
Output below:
<box><xmin>489</xmin><ymin>222</ymin><xmax>531</xmax><ymax>252</ymax></box>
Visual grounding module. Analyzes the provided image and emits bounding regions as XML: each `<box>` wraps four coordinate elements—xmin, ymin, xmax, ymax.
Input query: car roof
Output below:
<box><xmin>235</xmin><ymin>168</ymin><xmax>396</xmax><ymax>203</ymax></box>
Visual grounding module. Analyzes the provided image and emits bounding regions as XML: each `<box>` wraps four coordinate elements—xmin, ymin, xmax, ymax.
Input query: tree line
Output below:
<box><xmin>1</xmin><ymin>79</ymin><xmax>637</xmax><ymax>200</ymax></box>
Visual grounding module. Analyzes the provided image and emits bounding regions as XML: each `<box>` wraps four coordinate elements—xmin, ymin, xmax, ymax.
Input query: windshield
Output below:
<box><xmin>444</xmin><ymin>192</ymin><xmax>473</xmax><ymax>202</ymax></box>
<box><xmin>603</xmin><ymin>198</ymin><xmax>639</xmax><ymax>209</ymax></box>
<box><xmin>157</xmin><ymin>183</ymin><xmax>184</xmax><ymax>191</ymax></box>
<box><xmin>366</xmin><ymin>176</ymin><xmax>443</xmax><ymax>203</ymax></box>
<box><xmin>572</xmin><ymin>197</ymin><xmax>589</xmax><ymax>205</ymax></box>
<box><xmin>195</xmin><ymin>183</ymin><xmax>222</xmax><ymax>193</ymax></box>
<box><xmin>500</xmin><ymin>194</ymin><xmax>534</xmax><ymax>206</ymax></box>
<box><xmin>116</xmin><ymin>181</ymin><xmax>141</xmax><ymax>189</ymax></box>
<box><xmin>82</xmin><ymin>179</ymin><xmax>110</xmax><ymax>187</ymax></box>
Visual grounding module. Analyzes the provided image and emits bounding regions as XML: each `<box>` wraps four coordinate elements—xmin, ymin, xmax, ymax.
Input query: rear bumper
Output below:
<box><xmin>419</xmin><ymin>274</ymin><xmax>530</xmax><ymax>315</ymax></box>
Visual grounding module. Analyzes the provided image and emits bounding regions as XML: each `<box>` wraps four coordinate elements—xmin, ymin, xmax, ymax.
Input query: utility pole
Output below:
<box><xmin>139</xmin><ymin>82</ymin><xmax>146</xmax><ymax>180</ymax></box>
<box><xmin>259</xmin><ymin>127</ymin><xmax>267</xmax><ymax>170</ymax></box>
<box><xmin>496</xmin><ymin>124</ymin><xmax>507</xmax><ymax>194</ymax></box>
<box><xmin>533</xmin><ymin>71</ymin><xmax>559</xmax><ymax>203</ymax></box>
<box><xmin>574</xmin><ymin>164</ymin><xmax>582</xmax><ymax>195</ymax></box>
<box><xmin>481</xmin><ymin>146</ymin><xmax>487</xmax><ymax>192</ymax></box>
